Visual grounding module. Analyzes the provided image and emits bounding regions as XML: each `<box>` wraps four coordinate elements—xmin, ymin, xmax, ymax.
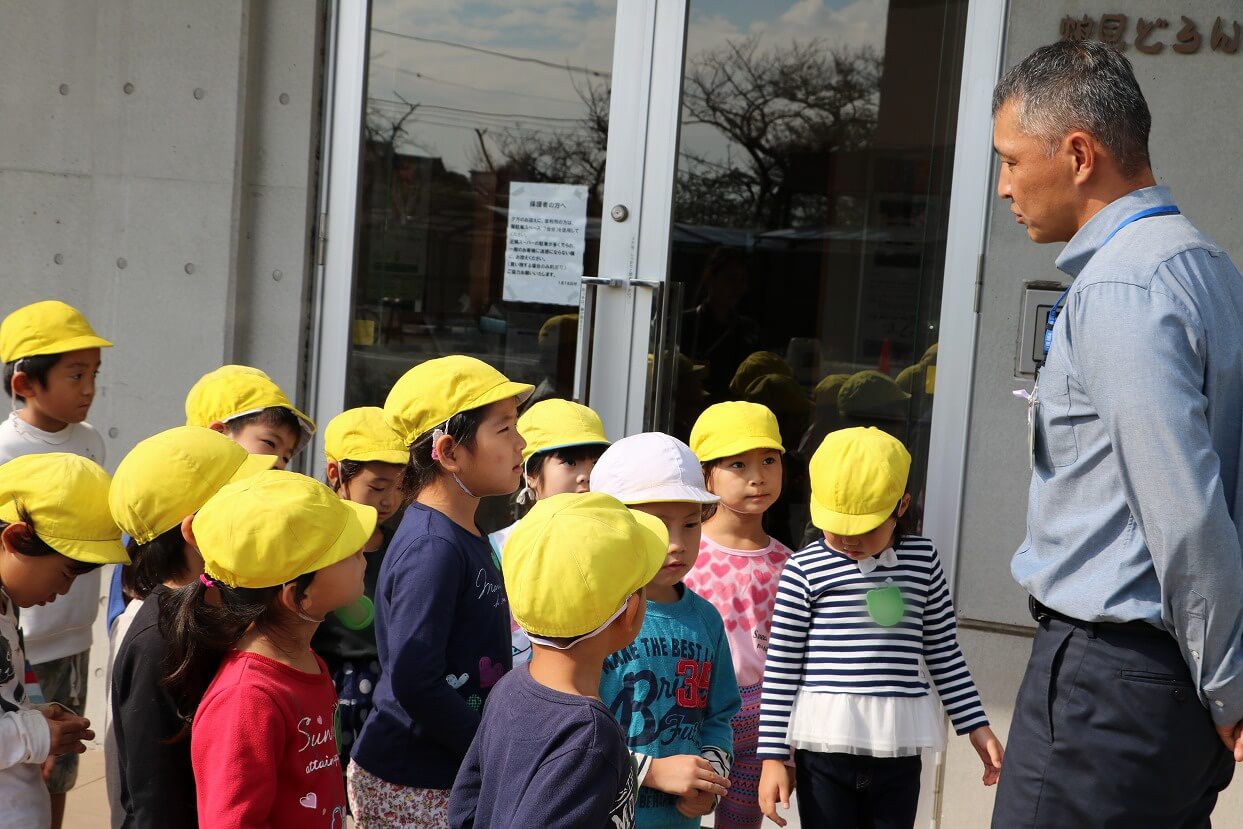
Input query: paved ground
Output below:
<box><xmin>64</xmin><ymin>749</ymin><xmax>110</xmax><ymax>828</ymax></box>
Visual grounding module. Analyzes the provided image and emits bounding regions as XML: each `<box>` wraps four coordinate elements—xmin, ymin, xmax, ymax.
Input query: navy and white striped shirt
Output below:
<box><xmin>757</xmin><ymin>536</ymin><xmax>988</xmax><ymax>760</ymax></box>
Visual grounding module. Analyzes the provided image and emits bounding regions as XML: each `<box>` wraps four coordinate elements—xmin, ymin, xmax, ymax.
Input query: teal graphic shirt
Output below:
<box><xmin>599</xmin><ymin>585</ymin><xmax>741</xmax><ymax>829</ymax></box>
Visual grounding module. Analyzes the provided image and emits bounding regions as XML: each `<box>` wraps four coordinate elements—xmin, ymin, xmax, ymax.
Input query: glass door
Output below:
<box><xmin>311</xmin><ymin>0</ymin><xmax>685</xmax><ymax>529</ymax></box>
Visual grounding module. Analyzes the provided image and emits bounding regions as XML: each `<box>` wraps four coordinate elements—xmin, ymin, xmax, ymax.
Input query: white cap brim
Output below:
<box><xmin>615</xmin><ymin>483</ymin><xmax>720</xmax><ymax>506</ymax></box>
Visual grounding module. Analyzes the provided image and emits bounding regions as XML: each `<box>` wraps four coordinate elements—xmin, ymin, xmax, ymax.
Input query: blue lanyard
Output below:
<box><xmin>1042</xmin><ymin>205</ymin><xmax>1181</xmax><ymax>360</ymax></box>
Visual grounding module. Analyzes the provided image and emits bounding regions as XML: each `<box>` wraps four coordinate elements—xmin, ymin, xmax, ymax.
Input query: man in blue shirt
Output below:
<box><xmin>989</xmin><ymin>41</ymin><xmax>1243</xmax><ymax>827</ymax></box>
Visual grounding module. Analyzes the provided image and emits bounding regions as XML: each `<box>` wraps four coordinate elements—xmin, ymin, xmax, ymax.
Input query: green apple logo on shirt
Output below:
<box><xmin>866</xmin><ymin>586</ymin><xmax>905</xmax><ymax>627</ymax></box>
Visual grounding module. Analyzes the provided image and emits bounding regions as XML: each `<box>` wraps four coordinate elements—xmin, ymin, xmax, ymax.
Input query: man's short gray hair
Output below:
<box><xmin>992</xmin><ymin>40</ymin><xmax>1152</xmax><ymax>178</ymax></box>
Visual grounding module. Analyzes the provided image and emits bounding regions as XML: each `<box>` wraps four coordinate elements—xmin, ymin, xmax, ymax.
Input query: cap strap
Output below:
<box><xmin>525</xmin><ymin>597</ymin><xmax>631</xmax><ymax>650</ymax></box>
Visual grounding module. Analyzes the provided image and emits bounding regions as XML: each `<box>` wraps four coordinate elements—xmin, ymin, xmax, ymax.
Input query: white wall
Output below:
<box><xmin>0</xmin><ymin>0</ymin><xmax>326</xmax><ymax>739</ymax></box>
<box><xmin>944</xmin><ymin>0</ymin><xmax>1243</xmax><ymax>823</ymax></box>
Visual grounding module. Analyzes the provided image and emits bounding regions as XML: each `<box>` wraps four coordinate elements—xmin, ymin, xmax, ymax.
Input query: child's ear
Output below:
<box><xmin>434</xmin><ymin>433</ymin><xmax>462</xmax><ymax>472</ymax></box>
<box><xmin>326</xmin><ymin>461</ymin><xmax>341</xmax><ymax>489</ymax></box>
<box><xmin>0</xmin><ymin>521</ymin><xmax>31</xmax><ymax>555</ymax></box>
<box><xmin>180</xmin><ymin>515</ymin><xmax>198</xmax><ymax>549</ymax></box>
<box><xmin>278</xmin><ymin>581</ymin><xmax>305</xmax><ymax>615</ymax></box>
<box><xmin>896</xmin><ymin>493</ymin><xmax>913</xmax><ymax>518</ymax></box>
<box><xmin>207</xmin><ymin>421</ymin><xmax>228</xmax><ymax>434</ymax></box>
<box><xmin>10</xmin><ymin>371</ymin><xmax>38</xmax><ymax>401</ymax></box>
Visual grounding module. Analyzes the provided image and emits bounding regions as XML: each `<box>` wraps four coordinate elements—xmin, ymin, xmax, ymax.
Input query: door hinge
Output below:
<box><xmin>972</xmin><ymin>253</ymin><xmax>985</xmax><ymax>314</ymax></box>
<box><xmin>315</xmin><ymin>213</ymin><xmax>328</xmax><ymax>267</ymax></box>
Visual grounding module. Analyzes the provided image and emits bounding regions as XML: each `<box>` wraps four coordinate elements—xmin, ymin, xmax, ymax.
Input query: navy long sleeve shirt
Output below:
<box><xmin>352</xmin><ymin>503</ymin><xmax>513</xmax><ymax>789</ymax></box>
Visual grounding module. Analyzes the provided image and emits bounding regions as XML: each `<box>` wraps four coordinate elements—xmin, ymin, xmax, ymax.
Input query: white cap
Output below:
<box><xmin>591</xmin><ymin>432</ymin><xmax>720</xmax><ymax>506</ymax></box>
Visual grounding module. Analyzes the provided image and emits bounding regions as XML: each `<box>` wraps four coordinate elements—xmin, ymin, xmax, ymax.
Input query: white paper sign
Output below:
<box><xmin>502</xmin><ymin>181</ymin><xmax>589</xmax><ymax>306</ymax></box>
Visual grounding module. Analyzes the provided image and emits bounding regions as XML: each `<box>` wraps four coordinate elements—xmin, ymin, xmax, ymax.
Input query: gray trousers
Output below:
<box><xmin>992</xmin><ymin>612</ymin><xmax>1234</xmax><ymax>828</ymax></box>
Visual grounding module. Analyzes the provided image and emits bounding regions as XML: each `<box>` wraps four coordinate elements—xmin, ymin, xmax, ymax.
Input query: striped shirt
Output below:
<box><xmin>757</xmin><ymin>536</ymin><xmax>987</xmax><ymax>760</ymax></box>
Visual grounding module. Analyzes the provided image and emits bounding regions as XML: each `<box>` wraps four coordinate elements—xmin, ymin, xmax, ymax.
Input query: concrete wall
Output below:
<box><xmin>0</xmin><ymin>0</ymin><xmax>326</xmax><ymax>737</ymax></box>
<box><xmin>943</xmin><ymin>0</ymin><xmax>1243</xmax><ymax>823</ymax></box>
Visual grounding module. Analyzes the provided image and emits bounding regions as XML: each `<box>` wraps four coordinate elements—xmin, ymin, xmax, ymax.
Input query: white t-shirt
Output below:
<box><xmin>0</xmin><ymin>411</ymin><xmax>107</xmax><ymax>663</ymax></box>
<box><xmin>0</xmin><ymin>589</ymin><xmax>53</xmax><ymax>828</ymax></box>
<box><xmin>488</xmin><ymin>522</ymin><xmax>532</xmax><ymax>666</ymax></box>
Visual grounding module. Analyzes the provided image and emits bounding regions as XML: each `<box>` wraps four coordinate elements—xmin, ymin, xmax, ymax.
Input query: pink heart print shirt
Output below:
<box><xmin>683</xmin><ymin>535</ymin><xmax>792</xmax><ymax>687</ymax></box>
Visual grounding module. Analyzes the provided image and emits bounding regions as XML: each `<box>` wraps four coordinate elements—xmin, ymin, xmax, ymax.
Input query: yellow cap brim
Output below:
<box><xmin>45</xmin><ymin>534</ymin><xmax>130</xmax><ymax>566</ymax></box>
<box><xmin>326</xmin><ymin>448</ymin><xmax>410</xmax><ymax>466</ymax></box>
<box><xmin>695</xmin><ymin>436</ymin><xmax>785</xmax><ymax>463</ymax></box>
<box><xmin>809</xmin><ymin>495</ymin><xmax>892</xmax><ymax>537</ymax></box>
<box><xmin>522</xmin><ymin>438</ymin><xmax>610</xmax><ymax>465</ymax></box>
<box><xmin>14</xmin><ymin>334</ymin><xmax>113</xmax><ymax>361</ymax></box>
<box><xmin>311</xmin><ymin>500</ymin><xmax>378</xmax><ymax>576</ymax></box>
<box><xmin>232</xmin><ymin>452</ymin><xmax>280</xmax><ymax>482</ymax></box>
<box><xmin>475</xmin><ymin>380</ymin><xmax>536</xmax><ymax>416</ymax></box>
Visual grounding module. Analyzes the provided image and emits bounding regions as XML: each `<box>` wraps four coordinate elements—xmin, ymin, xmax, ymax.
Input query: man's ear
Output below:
<box><xmin>1066</xmin><ymin>130</ymin><xmax>1097</xmax><ymax>183</ymax></box>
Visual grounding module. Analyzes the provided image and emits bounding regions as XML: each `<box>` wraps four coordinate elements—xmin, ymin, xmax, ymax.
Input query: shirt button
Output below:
<box><xmin>1216</xmin><ymin>700</ymin><xmax>1225</xmax><ymax>708</ymax></box>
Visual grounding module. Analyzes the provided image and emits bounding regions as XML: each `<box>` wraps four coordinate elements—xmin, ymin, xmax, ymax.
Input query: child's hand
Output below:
<box><xmin>969</xmin><ymin>725</ymin><xmax>1004</xmax><ymax>786</ymax></box>
<box><xmin>41</xmin><ymin>706</ymin><xmax>93</xmax><ymax>757</ymax></box>
<box><xmin>758</xmin><ymin>758</ymin><xmax>796</xmax><ymax>827</ymax></box>
<box><xmin>674</xmin><ymin>789</ymin><xmax>718</xmax><ymax>818</ymax></box>
<box><xmin>645</xmin><ymin>754</ymin><xmax>729</xmax><ymax>797</ymax></box>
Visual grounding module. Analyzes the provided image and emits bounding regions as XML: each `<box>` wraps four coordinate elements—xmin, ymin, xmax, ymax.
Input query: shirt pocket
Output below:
<box><xmin>1037</xmin><ymin>369</ymin><xmax>1078</xmax><ymax>468</ymax></box>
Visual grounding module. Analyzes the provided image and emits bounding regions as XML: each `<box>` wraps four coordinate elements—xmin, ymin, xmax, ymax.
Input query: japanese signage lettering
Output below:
<box><xmin>1059</xmin><ymin>13</ymin><xmax>1241</xmax><ymax>55</ymax></box>
<box><xmin>502</xmin><ymin>181</ymin><xmax>589</xmax><ymax>307</ymax></box>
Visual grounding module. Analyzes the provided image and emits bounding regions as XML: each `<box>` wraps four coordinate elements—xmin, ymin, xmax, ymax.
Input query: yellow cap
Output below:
<box><xmin>517</xmin><ymin>399</ymin><xmax>609</xmax><ymax>465</ymax></box>
<box><xmin>109</xmin><ymin>426</ymin><xmax>278</xmax><ymax>544</ymax></box>
<box><xmin>503</xmin><ymin>492</ymin><xmax>668</xmax><ymax>640</ymax></box>
<box><xmin>0</xmin><ymin>454</ymin><xmax>128</xmax><ymax>565</ymax></box>
<box><xmin>0</xmin><ymin>300</ymin><xmax>112</xmax><ymax>363</ymax></box>
<box><xmin>729</xmin><ymin>351</ymin><xmax>793</xmax><ymax>397</ymax></box>
<box><xmin>383</xmin><ymin>356</ymin><xmax>534</xmax><ymax>446</ymax></box>
<box><xmin>809</xmin><ymin>427</ymin><xmax>911</xmax><ymax>536</ymax></box>
<box><xmin>193</xmin><ymin>470</ymin><xmax>377</xmax><ymax>589</ymax></box>
<box><xmin>325</xmin><ymin>407</ymin><xmax>411</xmax><ymax>466</ymax></box>
<box><xmin>184</xmin><ymin>365</ymin><xmax>315</xmax><ymax>434</ymax></box>
<box><xmin>690</xmin><ymin>401</ymin><xmax>784</xmax><ymax>462</ymax></box>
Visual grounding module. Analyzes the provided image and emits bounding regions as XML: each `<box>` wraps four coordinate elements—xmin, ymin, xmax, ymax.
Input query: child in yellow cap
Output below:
<box><xmin>449</xmin><ymin>492</ymin><xmax>665</xmax><ymax>828</ymax></box>
<box><xmin>756</xmin><ymin>428</ymin><xmax>1003</xmax><ymax>829</ymax></box>
<box><xmin>591</xmin><ymin>432</ymin><xmax>740</xmax><ymax>829</ymax></box>
<box><xmin>488</xmin><ymin>398</ymin><xmax>610</xmax><ymax>667</ymax></box>
<box><xmin>684</xmin><ymin>402</ymin><xmax>793</xmax><ymax>829</ymax></box>
<box><xmin>184</xmin><ymin>364</ymin><xmax>316</xmax><ymax>468</ymax></box>
<box><xmin>0</xmin><ymin>300</ymin><xmax>114</xmax><ymax>826</ymax></box>
<box><xmin>160</xmin><ymin>469</ymin><xmax>376</xmax><ymax>829</ymax></box>
<box><xmin>311</xmin><ymin>407</ymin><xmax>409</xmax><ymax>774</ymax></box>
<box><xmin>0</xmin><ymin>453</ymin><xmax>128</xmax><ymax>828</ymax></box>
<box><xmin>105</xmin><ymin>426</ymin><xmax>277</xmax><ymax>828</ymax></box>
<box><xmin>351</xmin><ymin>356</ymin><xmax>532</xmax><ymax>828</ymax></box>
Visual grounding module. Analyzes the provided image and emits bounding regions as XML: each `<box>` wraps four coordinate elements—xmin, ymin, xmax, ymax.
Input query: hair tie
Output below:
<box><xmin>199</xmin><ymin>573</ymin><xmax>215</xmax><ymax>588</ymax></box>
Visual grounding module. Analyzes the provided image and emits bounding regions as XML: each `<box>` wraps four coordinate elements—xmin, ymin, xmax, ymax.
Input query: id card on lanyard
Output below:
<box><xmin>1028</xmin><ymin>204</ymin><xmax>1181</xmax><ymax>468</ymax></box>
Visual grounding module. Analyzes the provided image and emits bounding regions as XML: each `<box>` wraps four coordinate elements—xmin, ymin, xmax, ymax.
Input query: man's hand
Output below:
<box><xmin>969</xmin><ymin>725</ymin><xmax>1004</xmax><ymax>786</ymax></box>
<box><xmin>758</xmin><ymin>758</ymin><xmax>796</xmax><ymax>827</ymax></box>
<box><xmin>1215</xmin><ymin>722</ymin><xmax>1243</xmax><ymax>762</ymax></box>
<box><xmin>644</xmin><ymin>754</ymin><xmax>729</xmax><ymax>797</ymax></box>
<box><xmin>41</xmin><ymin>705</ymin><xmax>92</xmax><ymax>757</ymax></box>
<box><xmin>674</xmin><ymin>789</ymin><xmax>718</xmax><ymax>818</ymax></box>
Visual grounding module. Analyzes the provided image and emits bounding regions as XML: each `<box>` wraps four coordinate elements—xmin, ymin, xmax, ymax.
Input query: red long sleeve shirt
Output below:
<box><xmin>192</xmin><ymin>650</ymin><xmax>345</xmax><ymax>828</ymax></box>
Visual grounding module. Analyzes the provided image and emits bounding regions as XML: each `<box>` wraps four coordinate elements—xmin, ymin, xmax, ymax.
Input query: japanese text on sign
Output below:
<box><xmin>502</xmin><ymin>182</ymin><xmax>589</xmax><ymax>307</ymax></box>
<box><xmin>1059</xmin><ymin>14</ymin><xmax>1241</xmax><ymax>54</ymax></box>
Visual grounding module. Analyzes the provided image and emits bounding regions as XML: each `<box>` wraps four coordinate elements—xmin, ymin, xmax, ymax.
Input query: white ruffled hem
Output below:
<box><xmin>787</xmin><ymin>689</ymin><xmax>946</xmax><ymax>758</ymax></box>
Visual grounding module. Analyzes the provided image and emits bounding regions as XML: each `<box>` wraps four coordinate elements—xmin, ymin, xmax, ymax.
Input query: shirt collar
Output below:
<box><xmin>1055</xmin><ymin>185</ymin><xmax>1175</xmax><ymax>279</ymax></box>
<box><xmin>857</xmin><ymin>547</ymin><xmax>898</xmax><ymax>575</ymax></box>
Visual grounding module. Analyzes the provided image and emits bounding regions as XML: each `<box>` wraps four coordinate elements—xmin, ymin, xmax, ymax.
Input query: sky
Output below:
<box><xmin>366</xmin><ymin>0</ymin><xmax>888</xmax><ymax>175</ymax></box>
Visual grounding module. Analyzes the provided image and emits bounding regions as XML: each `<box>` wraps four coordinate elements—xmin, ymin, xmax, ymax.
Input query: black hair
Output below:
<box><xmin>3</xmin><ymin>354</ymin><xmax>62</xmax><ymax>403</ymax></box>
<box><xmin>524</xmin><ymin>443</ymin><xmax>608</xmax><ymax>481</ymax></box>
<box><xmin>160</xmin><ymin>571</ymin><xmax>316</xmax><ymax>739</ymax></box>
<box><xmin>123</xmin><ymin>525</ymin><xmax>190</xmax><ymax>600</ymax></box>
<box><xmin>328</xmin><ymin>458</ymin><xmax>406</xmax><ymax>494</ymax></box>
<box><xmin>0</xmin><ymin>508</ymin><xmax>101</xmax><ymax>575</ymax></box>
<box><xmin>400</xmin><ymin>405</ymin><xmax>489</xmax><ymax>497</ymax></box>
<box><xmin>225</xmin><ymin>407</ymin><xmax>309</xmax><ymax>453</ymax></box>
